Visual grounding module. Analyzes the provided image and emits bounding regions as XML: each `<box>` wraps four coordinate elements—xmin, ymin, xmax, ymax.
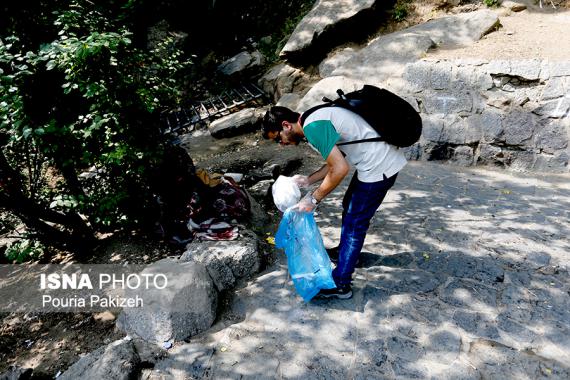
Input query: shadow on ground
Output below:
<box><xmin>152</xmin><ymin>162</ymin><xmax>570</xmax><ymax>379</ymax></box>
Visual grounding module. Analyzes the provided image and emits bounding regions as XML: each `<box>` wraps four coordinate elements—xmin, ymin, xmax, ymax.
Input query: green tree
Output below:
<box><xmin>1</xmin><ymin>0</ymin><xmax>191</xmax><ymax>256</ymax></box>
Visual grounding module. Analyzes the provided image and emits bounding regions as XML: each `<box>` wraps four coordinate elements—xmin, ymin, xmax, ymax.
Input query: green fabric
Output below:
<box><xmin>303</xmin><ymin>120</ymin><xmax>340</xmax><ymax>159</ymax></box>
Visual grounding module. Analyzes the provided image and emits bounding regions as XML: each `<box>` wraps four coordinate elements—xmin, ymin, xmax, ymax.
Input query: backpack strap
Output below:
<box><xmin>300</xmin><ymin>104</ymin><xmax>334</xmax><ymax>126</ymax></box>
<box><xmin>301</xmin><ymin>101</ymin><xmax>386</xmax><ymax>146</ymax></box>
<box><xmin>337</xmin><ymin>137</ymin><xmax>385</xmax><ymax>146</ymax></box>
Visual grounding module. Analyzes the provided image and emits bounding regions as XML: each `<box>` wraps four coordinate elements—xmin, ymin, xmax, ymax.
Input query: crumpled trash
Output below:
<box><xmin>272</xmin><ymin>175</ymin><xmax>301</xmax><ymax>212</ymax></box>
<box><xmin>223</xmin><ymin>173</ymin><xmax>243</xmax><ymax>183</ymax></box>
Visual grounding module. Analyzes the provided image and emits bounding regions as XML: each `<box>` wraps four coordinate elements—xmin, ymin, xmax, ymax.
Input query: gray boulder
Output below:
<box><xmin>485</xmin><ymin>59</ymin><xmax>542</xmax><ymax>81</ymax></box>
<box><xmin>296</xmin><ymin>76</ymin><xmax>364</xmax><ymax>111</ymax></box>
<box><xmin>218</xmin><ymin>50</ymin><xmax>265</xmax><ymax>76</ymax></box>
<box><xmin>500</xmin><ymin>0</ymin><xmax>527</xmax><ymax>12</ymax></box>
<box><xmin>249</xmin><ymin>157</ymin><xmax>304</xmax><ymax>182</ymax></box>
<box><xmin>247</xmin><ymin>179</ymin><xmax>274</xmax><ymax>201</ymax></box>
<box><xmin>329</xmin><ymin>10</ymin><xmax>499</xmax><ymax>83</ymax></box>
<box><xmin>549</xmin><ymin>61</ymin><xmax>570</xmax><ymax>77</ymax></box>
<box><xmin>451</xmin><ymin>146</ymin><xmax>475</xmax><ymax>166</ymax></box>
<box><xmin>209</xmin><ymin>108</ymin><xmax>266</xmax><ymax>138</ymax></box>
<box><xmin>330</xmin><ymin>32</ymin><xmax>436</xmax><ymax>83</ymax></box>
<box><xmin>246</xmin><ymin>190</ymin><xmax>271</xmax><ymax>229</ymax></box>
<box><xmin>117</xmin><ymin>259</ymin><xmax>217</xmax><ymax>344</ymax></box>
<box><xmin>405</xmin><ymin>9</ymin><xmax>500</xmax><ymax>46</ymax></box>
<box><xmin>0</xmin><ymin>367</ymin><xmax>32</xmax><ymax>380</ymax></box>
<box><xmin>59</xmin><ymin>339</ymin><xmax>140</xmax><ymax>380</ymax></box>
<box><xmin>180</xmin><ymin>231</ymin><xmax>261</xmax><ymax>292</ymax></box>
<box><xmin>319</xmin><ymin>47</ymin><xmax>357</xmax><ymax>77</ymax></box>
<box><xmin>276</xmin><ymin>93</ymin><xmax>303</xmax><ymax>111</ymax></box>
<box><xmin>534</xmin><ymin>119</ymin><xmax>569</xmax><ymax>153</ymax></box>
<box><xmin>258</xmin><ymin>63</ymin><xmax>313</xmax><ymax>102</ymax></box>
<box><xmin>280</xmin><ymin>0</ymin><xmax>376</xmax><ymax>60</ymax></box>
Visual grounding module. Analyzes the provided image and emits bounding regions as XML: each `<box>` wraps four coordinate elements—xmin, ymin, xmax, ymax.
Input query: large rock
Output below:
<box><xmin>319</xmin><ymin>46</ymin><xmax>357</xmax><ymax>77</ymax></box>
<box><xmin>246</xmin><ymin>190</ymin><xmax>271</xmax><ymax>229</ymax></box>
<box><xmin>485</xmin><ymin>59</ymin><xmax>542</xmax><ymax>81</ymax></box>
<box><xmin>500</xmin><ymin>0</ymin><xmax>527</xmax><ymax>12</ymax></box>
<box><xmin>421</xmin><ymin>90</ymin><xmax>474</xmax><ymax>115</ymax></box>
<box><xmin>117</xmin><ymin>259</ymin><xmax>217</xmax><ymax>344</ymax></box>
<box><xmin>408</xmin><ymin>9</ymin><xmax>499</xmax><ymax>44</ymax></box>
<box><xmin>258</xmin><ymin>63</ymin><xmax>313</xmax><ymax>102</ymax></box>
<box><xmin>180</xmin><ymin>230</ymin><xmax>261</xmax><ymax>292</ymax></box>
<box><xmin>247</xmin><ymin>179</ymin><xmax>274</xmax><ymax>201</ymax></box>
<box><xmin>280</xmin><ymin>0</ymin><xmax>376</xmax><ymax>60</ymax></box>
<box><xmin>296</xmin><ymin>76</ymin><xmax>365</xmax><ymax>111</ymax></box>
<box><xmin>276</xmin><ymin>93</ymin><xmax>303</xmax><ymax>111</ymax></box>
<box><xmin>534</xmin><ymin>119</ymin><xmax>569</xmax><ymax>153</ymax></box>
<box><xmin>209</xmin><ymin>108</ymin><xmax>266</xmax><ymax>138</ymax></box>
<box><xmin>218</xmin><ymin>50</ymin><xmax>264</xmax><ymax>76</ymax></box>
<box><xmin>0</xmin><ymin>367</ymin><xmax>32</xmax><ymax>380</ymax></box>
<box><xmin>329</xmin><ymin>10</ymin><xmax>499</xmax><ymax>83</ymax></box>
<box><xmin>330</xmin><ymin>32</ymin><xmax>436</xmax><ymax>84</ymax></box>
<box><xmin>502</xmin><ymin>110</ymin><xmax>535</xmax><ymax>145</ymax></box>
<box><xmin>59</xmin><ymin>339</ymin><xmax>140</xmax><ymax>380</ymax></box>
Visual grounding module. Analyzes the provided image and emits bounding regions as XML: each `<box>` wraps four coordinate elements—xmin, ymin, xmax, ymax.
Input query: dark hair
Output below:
<box><xmin>261</xmin><ymin>106</ymin><xmax>300</xmax><ymax>139</ymax></box>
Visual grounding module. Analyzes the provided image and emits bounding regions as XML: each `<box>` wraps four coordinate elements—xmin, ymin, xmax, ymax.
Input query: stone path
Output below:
<box><xmin>152</xmin><ymin>161</ymin><xmax>570</xmax><ymax>379</ymax></box>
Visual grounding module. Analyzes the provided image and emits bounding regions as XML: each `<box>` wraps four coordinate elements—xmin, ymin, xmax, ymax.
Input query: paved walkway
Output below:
<box><xmin>155</xmin><ymin>162</ymin><xmax>570</xmax><ymax>379</ymax></box>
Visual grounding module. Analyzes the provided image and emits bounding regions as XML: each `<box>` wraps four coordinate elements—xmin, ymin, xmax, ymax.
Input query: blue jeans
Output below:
<box><xmin>332</xmin><ymin>172</ymin><xmax>398</xmax><ymax>286</ymax></box>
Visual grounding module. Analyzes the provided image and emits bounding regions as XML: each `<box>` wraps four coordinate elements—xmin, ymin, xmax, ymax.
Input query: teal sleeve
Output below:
<box><xmin>303</xmin><ymin>120</ymin><xmax>340</xmax><ymax>160</ymax></box>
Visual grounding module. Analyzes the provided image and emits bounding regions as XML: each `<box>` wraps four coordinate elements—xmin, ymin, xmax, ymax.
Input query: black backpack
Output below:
<box><xmin>300</xmin><ymin>85</ymin><xmax>422</xmax><ymax>148</ymax></box>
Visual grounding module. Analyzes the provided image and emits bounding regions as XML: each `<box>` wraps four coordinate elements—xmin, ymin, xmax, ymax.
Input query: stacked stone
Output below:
<box><xmin>402</xmin><ymin>59</ymin><xmax>570</xmax><ymax>171</ymax></box>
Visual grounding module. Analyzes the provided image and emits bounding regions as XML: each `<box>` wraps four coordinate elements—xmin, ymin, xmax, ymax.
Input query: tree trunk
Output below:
<box><xmin>0</xmin><ymin>148</ymin><xmax>95</xmax><ymax>255</ymax></box>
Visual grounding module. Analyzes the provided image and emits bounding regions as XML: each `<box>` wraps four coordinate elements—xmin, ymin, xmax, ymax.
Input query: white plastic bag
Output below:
<box><xmin>272</xmin><ymin>175</ymin><xmax>301</xmax><ymax>212</ymax></box>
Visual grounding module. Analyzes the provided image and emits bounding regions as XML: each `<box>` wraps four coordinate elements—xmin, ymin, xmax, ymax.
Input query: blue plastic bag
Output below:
<box><xmin>275</xmin><ymin>209</ymin><xmax>336</xmax><ymax>301</ymax></box>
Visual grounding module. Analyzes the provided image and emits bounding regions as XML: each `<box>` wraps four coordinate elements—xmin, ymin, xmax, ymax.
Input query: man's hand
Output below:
<box><xmin>293</xmin><ymin>192</ymin><xmax>317</xmax><ymax>213</ymax></box>
<box><xmin>292</xmin><ymin>174</ymin><xmax>310</xmax><ymax>188</ymax></box>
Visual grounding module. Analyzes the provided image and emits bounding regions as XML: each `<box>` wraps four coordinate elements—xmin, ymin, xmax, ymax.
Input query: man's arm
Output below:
<box><xmin>308</xmin><ymin>164</ymin><xmax>329</xmax><ymax>185</ymax></box>
<box><xmin>312</xmin><ymin>146</ymin><xmax>349</xmax><ymax>202</ymax></box>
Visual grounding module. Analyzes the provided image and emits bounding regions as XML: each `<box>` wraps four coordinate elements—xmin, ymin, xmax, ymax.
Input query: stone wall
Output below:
<box><xmin>400</xmin><ymin>59</ymin><xmax>570</xmax><ymax>172</ymax></box>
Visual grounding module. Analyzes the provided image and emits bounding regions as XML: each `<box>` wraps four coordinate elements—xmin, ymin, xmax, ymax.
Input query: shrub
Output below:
<box><xmin>0</xmin><ymin>1</ymin><xmax>192</xmax><ymax>253</ymax></box>
<box><xmin>5</xmin><ymin>239</ymin><xmax>45</xmax><ymax>263</ymax></box>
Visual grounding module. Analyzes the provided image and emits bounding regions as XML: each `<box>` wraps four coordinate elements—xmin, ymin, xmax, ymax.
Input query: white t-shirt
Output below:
<box><xmin>303</xmin><ymin>107</ymin><xmax>407</xmax><ymax>182</ymax></box>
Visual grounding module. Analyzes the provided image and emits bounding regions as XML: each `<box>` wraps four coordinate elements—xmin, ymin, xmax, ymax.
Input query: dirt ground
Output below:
<box><xmin>2</xmin><ymin>0</ymin><xmax>570</xmax><ymax>376</ymax></box>
<box><xmin>430</xmin><ymin>3</ymin><xmax>570</xmax><ymax>60</ymax></box>
<box><xmin>0</xmin><ymin>233</ymin><xmax>176</xmax><ymax>376</ymax></box>
<box><xmin>0</xmin><ymin>312</ymin><xmax>125</xmax><ymax>377</ymax></box>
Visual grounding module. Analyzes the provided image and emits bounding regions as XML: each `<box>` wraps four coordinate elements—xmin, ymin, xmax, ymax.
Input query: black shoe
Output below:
<box><xmin>316</xmin><ymin>285</ymin><xmax>353</xmax><ymax>299</ymax></box>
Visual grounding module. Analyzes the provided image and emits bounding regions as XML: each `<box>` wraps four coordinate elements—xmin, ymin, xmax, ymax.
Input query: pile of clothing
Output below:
<box><xmin>151</xmin><ymin>145</ymin><xmax>250</xmax><ymax>245</ymax></box>
<box><xmin>185</xmin><ymin>169</ymin><xmax>250</xmax><ymax>241</ymax></box>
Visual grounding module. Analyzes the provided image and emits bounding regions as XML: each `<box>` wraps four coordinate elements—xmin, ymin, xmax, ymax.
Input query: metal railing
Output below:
<box><xmin>160</xmin><ymin>83</ymin><xmax>267</xmax><ymax>134</ymax></box>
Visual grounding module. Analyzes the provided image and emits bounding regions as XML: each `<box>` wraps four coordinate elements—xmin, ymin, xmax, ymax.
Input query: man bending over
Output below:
<box><xmin>262</xmin><ymin>105</ymin><xmax>406</xmax><ymax>299</ymax></box>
